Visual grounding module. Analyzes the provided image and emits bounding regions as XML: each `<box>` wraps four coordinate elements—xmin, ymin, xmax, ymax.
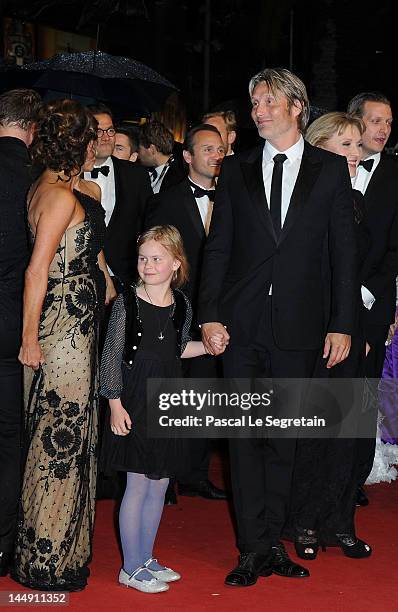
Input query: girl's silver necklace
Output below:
<box><xmin>143</xmin><ymin>285</ymin><xmax>173</xmax><ymax>341</ymax></box>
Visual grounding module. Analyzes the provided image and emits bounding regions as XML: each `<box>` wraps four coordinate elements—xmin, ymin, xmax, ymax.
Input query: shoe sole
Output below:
<box><xmin>271</xmin><ymin>570</ymin><xmax>310</xmax><ymax>578</ymax></box>
<box><xmin>119</xmin><ymin>582</ymin><xmax>169</xmax><ymax>593</ymax></box>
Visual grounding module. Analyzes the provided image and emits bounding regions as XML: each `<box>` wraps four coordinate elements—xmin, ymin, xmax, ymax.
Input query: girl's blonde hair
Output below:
<box><xmin>137</xmin><ymin>225</ymin><xmax>189</xmax><ymax>289</ymax></box>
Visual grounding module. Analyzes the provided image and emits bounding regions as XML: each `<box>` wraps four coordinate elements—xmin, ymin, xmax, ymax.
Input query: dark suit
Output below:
<box><xmin>198</xmin><ymin>141</ymin><xmax>357</xmax><ymax>553</ymax></box>
<box><xmin>157</xmin><ymin>157</ymin><xmax>186</xmax><ymax>193</ymax></box>
<box><xmin>357</xmin><ymin>154</ymin><xmax>398</xmax><ymax>484</ymax></box>
<box><xmin>104</xmin><ymin>156</ymin><xmax>152</xmax><ymax>284</ymax></box>
<box><xmin>145</xmin><ymin>178</ymin><xmax>218</xmax><ymax>483</ymax></box>
<box><xmin>0</xmin><ymin>137</ymin><xmax>32</xmax><ymax>553</ymax></box>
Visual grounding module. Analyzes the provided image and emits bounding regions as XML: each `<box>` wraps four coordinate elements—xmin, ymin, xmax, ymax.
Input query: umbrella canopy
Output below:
<box><xmin>6</xmin><ymin>50</ymin><xmax>177</xmax><ymax>116</ymax></box>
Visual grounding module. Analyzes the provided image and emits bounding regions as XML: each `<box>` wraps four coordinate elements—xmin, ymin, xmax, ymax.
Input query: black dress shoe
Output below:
<box><xmin>178</xmin><ymin>479</ymin><xmax>228</xmax><ymax>500</ymax></box>
<box><xmin>270</xmin><ymin>543</ymin><xmax>310</xmax><ymax>578</ymax></box>
<box><xmin>356</xmin><ymin>486</ymin><xmax>369</xmax><ymax>507</ymax></box>
<box><xmin>0</xmin><ymin>552</ymin><xmax>11</xmax><ymax>577</ymax></box>
<box><xmin>164</xmin><ymin>482</ymin><xmax>177</xmax><ymax>505</ymax></box>
<box><xmin>225</xmin><ymin>552</ymin><xmax>272</xmax><ymax>587</ymax></box>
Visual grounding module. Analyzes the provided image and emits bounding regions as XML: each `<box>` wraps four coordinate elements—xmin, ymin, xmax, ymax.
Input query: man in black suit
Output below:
<box><xmin>85</xmin><ymin>103</ymin><xmax>152</xmax><ymax>285</ymax></box>
<box><xmin>347</xmin><ymin>92</ymin><xmax>398</xmax><ymax>502</ymax></box>
<box><xmin>0</xmin><ymin>88</ymin><xmax>42</xmax><ymax>577</ymax></box>
<box><xmin>138</xmin><ymin>120</ymin><xmax>186</xmax><ymax>193</ymax></box>
<box><xmin>199</xmin><ymin>68</ymin><xmax>357</xmax><ymax>586</ymax></box>
<box><xmin>145</xmin><ymin>124</ymin><xmax>227</xmax><ymax>502</ymax></box>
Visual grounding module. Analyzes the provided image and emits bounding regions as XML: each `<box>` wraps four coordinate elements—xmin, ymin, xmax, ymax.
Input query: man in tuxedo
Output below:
<box><xmin>347</xmin><ymin>92</ymin><xmax>398</xmax><ymax>503</ymax></box>
<box><xmin>202</xmin><ymin>110</ymin><xmax>237</xmax><ymax>156</ymax></box>
<box><xmin>138</xmin><ymin>120</ymin><xmax>186</xmax><ymax>193</ymax></box>
<box><xmin>85</xmin><ymin>103</ymin><xmax>152</xmax><ymax>285</ymax></box>
<box><xmin>199</xmin><ymin>68</ymin><xmax>357</xmax><ymax>586</ymax></box>
<box><xmin>145</xmin><ymin>123</ymin><xmax>227</xmax><ymax>503</ymax></box>
<box><xmin>0</xmin><ymin>89</ymin><xmax>42</xmax><ymax>577</ymax></box>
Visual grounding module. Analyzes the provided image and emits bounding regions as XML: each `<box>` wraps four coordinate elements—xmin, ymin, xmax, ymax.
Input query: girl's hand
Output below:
<box><xmin>105</xmin><ymin>276</ymin><xmax>117</xmax><ymax>305</ymax></box>
<box><xmin>365</xmin><ymin>342</ymin><xmax>371</xmax><ymax>356</ymax></box>
<box><xmin>110</xmin><ymin>402</ymin><xmax>132</xmax><ymax>436</ymax></box>
<box><xmin>18</xmin><ymin>340</ymin><xmax>45</xmax><ymax>370</ymax></box>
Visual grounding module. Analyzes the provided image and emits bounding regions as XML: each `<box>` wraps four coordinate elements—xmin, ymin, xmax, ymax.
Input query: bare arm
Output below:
<box><xmin>98</xmin><ymin>249</ymin><xmax>117</xmax><ymax>304</ymax></box>
<box><xmin>19</xmin><ymin>189</ymin><xmax>79</xmax><ymax>369</ymax></box>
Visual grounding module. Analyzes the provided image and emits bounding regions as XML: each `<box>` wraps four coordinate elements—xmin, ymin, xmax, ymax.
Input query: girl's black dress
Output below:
<box><xmin>100</xmin><ymin>287</ymin><xmax>191</xmax><ymax>480</ymax></box>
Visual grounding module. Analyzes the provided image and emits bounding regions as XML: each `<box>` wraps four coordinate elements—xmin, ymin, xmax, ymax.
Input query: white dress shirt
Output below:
<box><xmin>262</xmin><ymin>136</ymin><xmax>304</xmax><ymax>226</ymax></box>
<box><xmin>352</xmin><ymin>152</ymin><xmax>380</xmax><ymax>195</ymax></box>
<box><xmin>263</xmin><ymin>137</ymin><xmax>304</xmax><ymax>294</ymax></box>
<box><xmin>352</xmin><ymin>153</ymin><xmax>381</xmax><ymax>310</ymax></box>
<box><xmin>189</xmin><ymin>179</ymin><xmax>213</xmax><ymax>229</ymax></box>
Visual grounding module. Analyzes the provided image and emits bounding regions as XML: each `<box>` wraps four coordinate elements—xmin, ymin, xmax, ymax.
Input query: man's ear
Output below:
<box><xmin>227</xmin><ymin>130</ymin><xmax>237</xmax><ymax>146</ymax></box>
<box><xmin>183</xmin><ymin>149</ymin><xmax>192</xmax><ymax>165</ymax></box>
<box><xmin>291</xmin><ymin>99</ymin><xmax>303</xmax><ymax>119</ymax></box>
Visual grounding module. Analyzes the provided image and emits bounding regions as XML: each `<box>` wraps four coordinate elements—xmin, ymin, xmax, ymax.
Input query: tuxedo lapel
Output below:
<box><xmin>181</xmin><ymin>180</ymin><xmax>205</xmax><ymax>240</ymax></box>
<box><xmin>363</xmin><ymin>157</ymin><xmax>388</xmax><ymax>210</ymax></box>
<box><xmin>240</xmin><ymin>147</ymin><xmax>276</xmax><ymax>241</ymax></box>
<box><xmin>278</xmin><ymin>142</ymin><xmax>322</xmax><ymax>246</ymax></box>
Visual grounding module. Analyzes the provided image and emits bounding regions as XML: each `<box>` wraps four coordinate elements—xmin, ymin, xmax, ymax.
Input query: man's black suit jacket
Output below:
<box><xmin>144</xmin><ymin>178</ymin><xmax>205</xmax><ymax>311</ymax></box>
<box><xmin>104</xmin><ymin>156</ymin><xmax>152</xmax><ymax>284</ymax></box>
<box><xmin>198</xmin><ymin>141</ymin><xmax>357</xmax><ymax>351</ymax></box>
<box><xmin>361</xmin><ymin>155</ymin><xmax>398</xmax><ymax>326</ymax></box>
<box><xmin>157</xmin><ymin>157</ymin><xmax>187</xmax><ymax>193</ymax></box>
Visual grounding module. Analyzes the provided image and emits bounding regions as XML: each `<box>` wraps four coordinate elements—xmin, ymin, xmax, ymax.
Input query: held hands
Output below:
<box><xmin>109</xmin><ymin>398</ymin><xmax>132</xmax><ymax>436</ymax></box>
<box><xmin>202</xmin><ymin>322</ymin><xmax>230</xmax><ymax>356</ymax></box>
<box><xmin>18</xmin><ymin>340</ymin><xmax>45</xmax><ymax>370</ymax></box>
<box><xmin>323</xmin><ymin>332</ymin><xmax>351</xmax><ymax>368</ymax></box>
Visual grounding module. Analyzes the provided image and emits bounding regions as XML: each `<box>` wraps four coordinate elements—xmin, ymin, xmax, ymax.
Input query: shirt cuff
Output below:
<box><xmin>361</xmin><ymin>285</ymin><xmax>376</xmax><ymax>310</ymax></box>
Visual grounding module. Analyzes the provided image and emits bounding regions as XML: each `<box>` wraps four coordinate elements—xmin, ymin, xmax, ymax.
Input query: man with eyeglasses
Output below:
<box><xmin>86</xmin><ymin>103</ymin><xmax>152</xmax><ymax>287</ymax></box>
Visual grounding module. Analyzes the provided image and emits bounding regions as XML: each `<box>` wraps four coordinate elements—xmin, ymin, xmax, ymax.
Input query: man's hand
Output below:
<box><xmin>323</xmin><ymin>332</ymin><xmax>351</xmax><ymax>368</ymax></box>
<box><xmin>201</xmin><ymin>322</ymin><xmax>230</xmax><ymax>356</ymax></box>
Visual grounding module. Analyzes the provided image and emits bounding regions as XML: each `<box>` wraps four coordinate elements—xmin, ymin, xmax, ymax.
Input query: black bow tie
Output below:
<box><xmin>359</xmin><ymin>159</ymin><xmax>374</xmax><ymax>172</ymax></box>
<box><xmin>188</xmin><ymin>180</ymin><xmax>215</xmax><ymax>201</ymax></box>
<box><xmin>90</xmin><ymin>165</ymin><xmax>110</xmax><ymax>178</ymax></box>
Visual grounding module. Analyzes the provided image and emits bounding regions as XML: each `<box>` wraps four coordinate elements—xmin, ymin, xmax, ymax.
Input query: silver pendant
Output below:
<box><xmin>158</xmin><ymin>332</ymin><xmax>164</xmax><ymax>340</ymax></box>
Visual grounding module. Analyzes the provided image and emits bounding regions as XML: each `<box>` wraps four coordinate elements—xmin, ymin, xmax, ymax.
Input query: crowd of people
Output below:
<box><xmin>0</xmin><ymin>65</ymin><xmax>398</xmax><ymax>595</ymax></box>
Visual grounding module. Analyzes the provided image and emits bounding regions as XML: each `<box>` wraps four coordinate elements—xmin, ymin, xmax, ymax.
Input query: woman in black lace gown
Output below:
<box><xmin>287</xmin><ymin>113</ymin><xmax>372</xmax><ymax>561</ymax></box>
<box><xmin>13</xmin><ymin>99</ymin><xmax>116</xmax><ymax>591</ymax></box>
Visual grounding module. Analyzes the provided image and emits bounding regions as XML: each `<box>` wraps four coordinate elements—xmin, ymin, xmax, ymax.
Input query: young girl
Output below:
<box><xmin>100</xmin><ymin>225</ymin><xmax>224</xmax><ymax>593</ymax></box>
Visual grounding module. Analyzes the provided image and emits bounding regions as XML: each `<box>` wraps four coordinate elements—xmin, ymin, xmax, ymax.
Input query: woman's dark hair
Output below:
<box><xmin>30</xmin><ymin>99</ymin><xmax>98</xmax><ymax>178</ymax></box>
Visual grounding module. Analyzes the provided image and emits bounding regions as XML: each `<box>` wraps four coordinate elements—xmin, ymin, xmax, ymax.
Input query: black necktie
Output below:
<box><xmin>188</xmin><ymin>180</ymin><xmax>215</xmax><ymax>202</ymax></box>
<box><xmin>90</xmin><ymin>165</ymin><xmax>110</xmax><ymax>179</ymax></box>
<box><xmin>149</xmin><ymin>167</ymin><xmax>158</xmax><ymax>180</ymax></box>
<box><xmin>270</xmin><ymin>153</ymin><xmax>287</xmax><ymax>238</ymax></box>
<box><xmin>359</xmin><ymin>159</ymin><xmax>374</xmax><ymax>172</ymax></box>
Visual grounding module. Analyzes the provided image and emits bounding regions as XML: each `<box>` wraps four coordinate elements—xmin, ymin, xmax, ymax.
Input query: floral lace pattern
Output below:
<box><xmin>13</xmin><ymin>191</ymin><xmax>105</xmax><ymax>591</ymax></box>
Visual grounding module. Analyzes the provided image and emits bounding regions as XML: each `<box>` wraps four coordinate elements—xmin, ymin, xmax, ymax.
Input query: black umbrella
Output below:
<box><xmin>6</xmin><ymin>50</ymin><xmax>177</xmax><ymax>116</ymax></box>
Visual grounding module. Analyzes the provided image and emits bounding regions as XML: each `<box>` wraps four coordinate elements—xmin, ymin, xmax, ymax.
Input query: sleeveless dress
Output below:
<box><xmin>100</xmin><ymin>293</ymin><xmax>191</xmax><ymax>480</ymax></box>
<box><xmin>12</xmin><ymin>190</ymin><xmax>106</xmax><ymax>591</ymax></box>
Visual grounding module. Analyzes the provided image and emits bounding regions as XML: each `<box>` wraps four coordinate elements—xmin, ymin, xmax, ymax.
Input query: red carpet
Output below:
<box><xmin>2</xmin><ymin>455</ymin><xmax>398</xmax><ymax>611</ymax></box>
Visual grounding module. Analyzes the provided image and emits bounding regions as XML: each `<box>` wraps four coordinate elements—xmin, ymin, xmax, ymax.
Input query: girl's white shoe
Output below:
<box><xmin>144</xmin><ymin>557</ymin><xmax>181</xmax><ymax>582</ymax></box>
<box><xmin>118</xmin><ymin>567</ymin><xmax>169</xmax><ymax>593</ymax></box>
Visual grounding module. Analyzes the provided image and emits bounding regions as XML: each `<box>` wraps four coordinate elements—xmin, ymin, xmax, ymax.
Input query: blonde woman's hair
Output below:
<box><xmin>137</xmin><ymin>225</ymin><xmax>189</xmax><ymax>289</ymax></box>
<box><xmin>305</xmin><ymin>112</ymin><xmax>365</xmax><ymax>147</ymax></box>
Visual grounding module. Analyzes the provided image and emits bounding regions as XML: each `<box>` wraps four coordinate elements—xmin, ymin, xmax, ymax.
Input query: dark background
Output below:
<box><xmin>2</xmin><ymin>0</ymin><xmax>398</xmax><ymax>146</ymax></box>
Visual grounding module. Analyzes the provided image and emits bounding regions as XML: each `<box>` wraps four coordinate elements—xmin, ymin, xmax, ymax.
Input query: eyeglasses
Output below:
<box><xmin>97</xmin><ymin>127</ymin><xmax>116</xmax><ymax>138</ymax></box>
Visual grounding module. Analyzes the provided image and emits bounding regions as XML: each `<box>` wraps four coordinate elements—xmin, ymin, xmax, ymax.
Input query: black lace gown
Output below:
<box><xmin>12</xmin><ymin>191</ymin><xmax>105</xmax><ymax>591</ymax></box>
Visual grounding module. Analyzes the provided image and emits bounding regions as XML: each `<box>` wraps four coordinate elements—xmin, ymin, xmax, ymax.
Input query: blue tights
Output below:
<box><xmin>119</xmin><ymin>472</ymin><xmax>169</xmax><ymax>579</ymax></box>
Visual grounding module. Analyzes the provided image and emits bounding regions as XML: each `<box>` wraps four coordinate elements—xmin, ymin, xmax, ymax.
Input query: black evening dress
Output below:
<box><xmin>12</xmin><ymin>190</ymin><xmax>105</xmax><ymax>591</ymax></box>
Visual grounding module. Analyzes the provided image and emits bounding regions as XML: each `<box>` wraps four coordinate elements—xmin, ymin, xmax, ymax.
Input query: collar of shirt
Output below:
<box><xmin>188</xmin><ymin>178</ymin><xmax>214</xmax><ymax>228</ymax></box>
<box><xmin>352</xmin><ymin>152</ymin><xmax>380</xmax><ymax>194</ymax></box>
<box><xmin>263</xmin><ymin>135</ymin><xmax>304</xmax><ymax>165</ymax></box>
<box><xmin>84</xmin><ymin>156</ymin><xmax>115</xmax><ymax>226</ymax></box>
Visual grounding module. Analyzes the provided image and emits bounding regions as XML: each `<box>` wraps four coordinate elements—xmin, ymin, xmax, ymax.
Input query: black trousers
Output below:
<box><xmin>0</xmin><ymin>315</ymin><xmax>23</xmax><ymax>553</ymax></box>
<box><xmin>356</xmin><ymin>322</ymin><xmax>389</xmax><ymax>486</ymax></box>
<box><xmin>179</xmin><ymin>354</ymin><xmax>221</xmax><ymax>485</ymax></box>
<box><xmin>224</xmin><ymin>299</ymin><xmax>319</xmax><ymax>555</ymax></box>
